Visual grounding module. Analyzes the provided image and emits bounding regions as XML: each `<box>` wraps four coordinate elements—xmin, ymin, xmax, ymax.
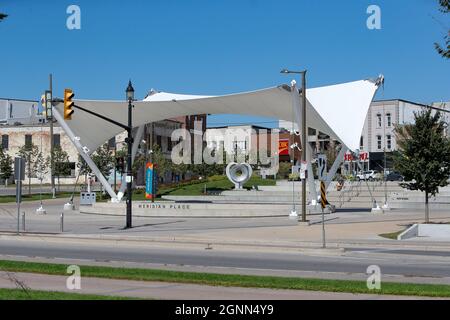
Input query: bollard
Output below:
<box><xmin>60</xmin><ymin>212</ymin><xmax>64</xmax><ymax>233</ymax></box>
<box><xmin>21</xmin><ymin>212</ymin><xmax>26</xmax><ymax>231</ymax></box>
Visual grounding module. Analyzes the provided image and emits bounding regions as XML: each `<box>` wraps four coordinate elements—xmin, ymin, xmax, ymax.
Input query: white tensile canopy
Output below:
<box><xmin>53</xmin><ymin>77</ymin><xmax>381</xmax><ymax>201</ymax></box>
<box><xmin>54</xmin><ymin>78</ymin><xmax>379</xmax><ymax>154</ymax></box>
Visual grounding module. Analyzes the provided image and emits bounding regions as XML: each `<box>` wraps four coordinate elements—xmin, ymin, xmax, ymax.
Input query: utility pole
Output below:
<box><xmin>281</xmin><ymin>69</ymin><xmax>308</xmax><ymax>222</ymax></box>
<box><xmin>301</xmin><ymin>71</ymin><xmax>307</xmax><ymax>223</ymax></box>
<box><xmin>49</xmin><ymin>74</ymin><xmax>56</xmax><ymax>198</ymax></box>
<box><xmin>125</xmin><ymin>81</ymin><xmax>134</xmax><ymax>229</ymax></box>
<box><xmin>150</xmin><ymin>122</ymin><xmax>155</xmax><ymax>202</ymax></box>
<box><xmin>113</xmin><ymin>141</ymin><xmax>117</xmax><ymax>193</ymax></box>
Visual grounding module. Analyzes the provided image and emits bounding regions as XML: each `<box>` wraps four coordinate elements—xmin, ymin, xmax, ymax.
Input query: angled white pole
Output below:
<box><xmin>117</xmin><ymin>124</ymin><xmax>145</xmax><ymax>201</ymax></box>
<box><xmin>325</xmin><ymin>145</ymin><xmax>348</xmax><ymax>190</ymax></box>
<box><xmin>305</xmin><ymin>142</ymin><xmax>318</xmax><ymax>205</ymax></box>
<box><xmin>53</xmin><ymin>107</ymin><xmax>118</xmax><ymax>200</ymax></box>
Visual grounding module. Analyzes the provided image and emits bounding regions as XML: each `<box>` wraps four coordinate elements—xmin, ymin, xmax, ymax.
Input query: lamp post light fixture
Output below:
<box><xmin>281</xmin><ymin>68</ymin><xmax>308</xmax><ymax>223</ymax></box>
<box><xmin>125</xmin><ymin>80</ymin><xmax>135</xmax><ymax>229</ymax></box>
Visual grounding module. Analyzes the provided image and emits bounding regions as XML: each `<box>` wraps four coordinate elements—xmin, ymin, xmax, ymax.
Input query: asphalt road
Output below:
<box><xmin>1</xmin><ymin>239</ymin><xmax>450</xmax><ymax>279</ymax></box>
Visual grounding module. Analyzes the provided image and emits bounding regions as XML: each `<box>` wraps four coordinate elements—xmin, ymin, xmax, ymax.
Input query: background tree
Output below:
<box><xmin>435</xmin><ymin>0</ymin><xmax>450</xmax><ymax>59</ymax></box>
<box><xmin>77</xmin><ymin>144</ymin><xmax>115</xmax><ymax>192</ymax></box>
<box><xmin>0</xmin><ymin>146</ymin><xmax>13</xmax><ymax>187</ymax></box>
<box><xmin>91</xmin><ymin>144</ymin><xmax>115</xmax><ymax>192</ymax></box>
<box><xmin>394</xmin><ymin>109</ymin><xmax>450</xmax><ymax>223</ymax></box>
<box><xmin>35</xmin><ymin>151</ymin><xmax>49</xmax><ymax>186</ymax></box>
<box><xmin>48</xmin><ymin>146</ymin><xmax>70</xmax><ymax>192</ymax></box>
<box><xmin>17</xmin><ymin>143</ymin><xmax>40</xmax><ymax>195</ymax></box>
<box><xmin>150</xmin><ymin>144</ymin><xmax>170</xmax><ymax>182</ymax></box>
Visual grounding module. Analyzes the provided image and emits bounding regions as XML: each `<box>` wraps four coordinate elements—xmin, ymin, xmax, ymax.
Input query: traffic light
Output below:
<box><xmin>64</xmin><ymin>88</ymin><xmax>75</xmax><ymax>120</ymax></box>
<box><xmin>116</xmin><ymin>157</ymin><xmax>125</xmax><ymax>174</ymax></box>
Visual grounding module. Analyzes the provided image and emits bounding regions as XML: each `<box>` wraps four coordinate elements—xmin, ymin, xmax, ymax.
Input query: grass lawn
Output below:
<box><xmin>0</xmin><ymin>175</ymin><xmax>275</xmax><ymax>202</ymax></box>
<box><xmin>0</xmin><ymin>192</ymin><xmax>73</xmax><ymax>204</ymax></box>
<box><xmin>379</xmin><ymin>230</ymin><xmax>404</xmax><ymax>240</ymax></box>
<box><xmin>132</xmin><ymin>175</ymin><xmax>276</xmax><ymax>200</ymax></box>
<box><xmin>1</xmin><ymin>260</ymin><xmax>450</xmax><ymax>298</ymax></box>
<box><xmin>0</xmin><ymin>288</ymin><xmax>128</xmax><ymax>300</ymax></box>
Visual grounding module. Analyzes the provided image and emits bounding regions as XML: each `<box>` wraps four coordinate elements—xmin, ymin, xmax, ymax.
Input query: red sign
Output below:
<box><xmin>344</xmin><ymin>152</ymin><xmax>369</xmax><ymax>162</ymax></box>
<box><xmin>279</xmin><ymin>139</ymin><xmax>289</xmax><ymax>155</ymax></box>
<box><xmin>344</xmin><ymin>152</ymin><xmax>353</xmax><ymax>162</ymax></box>
<box><xmin>359</xmin><ymin>152</ymin><xmax>369</xmax><ymax>162</ymax></box>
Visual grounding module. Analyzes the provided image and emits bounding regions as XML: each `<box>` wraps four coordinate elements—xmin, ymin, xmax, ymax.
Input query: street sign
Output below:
<box><xmin>45</xmin><ymin>90</ymin><xmax>52</xmax><ymax>120</ymax></box>
<box><xmin>317</xmin><ymin>154</ymin><xmax>327</xmax><ymax>181</ymax></box>
<box><xmin>14</xmin><ymin>157</ymin><xmax>25</xmax><ymax>181</ymax></box>
<box><xmin>320</xmin><ymin>181</ymin><xmax>327</xmax><ymax>209</ymax></box>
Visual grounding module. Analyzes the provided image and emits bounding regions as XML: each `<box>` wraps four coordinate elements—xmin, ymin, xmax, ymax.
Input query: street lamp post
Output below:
<box><xmin>125</xmin><ymin>80</ymin><xmax>134</xmax><ymax>229</ymax></box>
<box><xmin>281</xmin><ymin>69</ymin><xmax>308</xmax><ymax>223</ymax></box>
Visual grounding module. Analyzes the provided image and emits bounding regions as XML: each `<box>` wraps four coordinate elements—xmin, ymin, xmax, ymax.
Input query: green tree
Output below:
<box><xmin>92</xmin><ymin>144</ymin><xmax>115</xmax><ymax>178</ymax></box>
<box><xmin>35</xmin><ymin>151</ymin><xmax>49</xmax><ymax>185</ymax></box>
<box><xmin>394</xmin><ymin>109</ymin><xmax>450</xmax><ymax>223</ymax></box>
<box><xmin>0</xmin><ymin>146</ymin><xmax>13</xmax><ymax>187</ymax></box>
<box><xmin>48</xmin><ymin>146</ymin><xmax>70</xmax><ymax>192</ymax></box>
<box><xmin>17</xmin><ymin>143</ymin><xmax>40</xmax><ymax>195</ymax></box>
<box><xmin>150</xmin><ymin>144</ymin><xmax>170</xmax><ymax>181</ymax></box>
<box><xmin>90</xmin><ymin>144</ymin><xmax>115</xmax><ymax>192</ymax></box>
<box><xmin>77</xmin><ymin>144</ymin><xmax>115</xmax><ymax>192</ymax></box>
<box><xmin>435</xmin><ymin>0</ymin><xmax>450</xmax><ymax>59</ymax></box>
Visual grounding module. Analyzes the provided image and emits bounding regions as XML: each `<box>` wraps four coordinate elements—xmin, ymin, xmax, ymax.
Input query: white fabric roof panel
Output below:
<box><xmin>53</xmin><ymin>79</ymin><xmax>379</xmax><ymax>155</ymax></box>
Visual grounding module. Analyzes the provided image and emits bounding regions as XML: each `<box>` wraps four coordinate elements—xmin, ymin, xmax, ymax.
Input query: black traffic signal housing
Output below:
<box><xmin>64</xmin><ymin>88</ymin><xmax>75</xmax><ymax>120</ymax></box>
<box><xmin>116</xmin><ymin>157</ymin><xmax>125</xmax><ymax>174</ymax></box>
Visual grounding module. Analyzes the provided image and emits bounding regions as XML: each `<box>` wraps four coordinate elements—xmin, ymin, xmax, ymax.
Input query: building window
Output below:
<box><xmin>386</xmin><ymin>134</ymin><xmax>392</xmax><ymax>150</ymax></box>
<box><xmin>25</xmin><ymin>134</ymin><xmax>32</xmax><ymax>147</ymax></box>
<box><xmin>167</xmin><ymin>136</ymin><xmax>172</xmax><ymax>152</ymax></box>
<box><xmin>386</xmin><ymin>113</ymin><xmax>392</xmax><ymax>127</ymax></box>
<box><xmin>1</xmin><ymin>135</ymin><xmax>8</xmax><ymax>150</ymax></box>
<box><xmin>377</xmin><ymin>113</ymin><xmax>382</xmax><ymax>128</ymax></box>
<box><xmin>377</xmin><ymin>135</ymin><xmax>382</xmax><ymax>150</ymax></box>
<box><xmin>156</xmin><ymin>135</ymin><xmax>162</xmax><ymax>147</ymax></box>
<box><xmin>53</xmin><ymin>134</ymin><xmax>61</xmax><ymax>147</ymax></box>
<box><xmin>108</xmin><ymin>137</ymin><xmax>116</xmax><ymax>150</ymax></box>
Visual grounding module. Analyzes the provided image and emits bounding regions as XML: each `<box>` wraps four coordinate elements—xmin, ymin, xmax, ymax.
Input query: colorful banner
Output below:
<box><xmin>279</xmin><ymin>139</ymin><xmax>290</xmax><ymax>155</ymax></box>
<box><xmin>145</xmin><ymin>162</ymin><xmax>154</xmax><ymax>199</ymax></box>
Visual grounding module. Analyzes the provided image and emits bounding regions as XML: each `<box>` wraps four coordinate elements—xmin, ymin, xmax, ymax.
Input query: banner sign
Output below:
<box><xmin>344</xmin><ymin>152</ymin><xmax>353</xmax><ymax>162</ymax></box>
<box><xmin>145</xmin><ymin>162</ymin><xmax>154</xmax><ymax>200</ymax></box>
<box><xmin>344</xmin><ymin>151</ymin><xmax>369</xmax><ymax>162</ymax></box>
<box><xmin>279</xmin><ymin>139</ymin><xmax>289</xmax><ymax>155</ymax></box>
<box><xmin>359</xmin><ymin>151</ymin><xmax>369</xmax><ymax>162</ymax></box>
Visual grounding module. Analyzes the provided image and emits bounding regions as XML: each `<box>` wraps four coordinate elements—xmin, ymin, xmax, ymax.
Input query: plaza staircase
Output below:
<box><xmin>162</xmin><ymin>179</ymin><xmax>450</xmax><ymax>210</ymax></box>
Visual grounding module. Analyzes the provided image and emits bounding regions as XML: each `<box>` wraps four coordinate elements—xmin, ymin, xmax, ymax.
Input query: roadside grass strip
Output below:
<box><xmin>0</xmin><ymin>288</ymin><xmax>128</xmax><ymax>300</ymax></box>
<box><xmin>1</xmin><ymin>260</ymin><xmax>450</xmax><ymax>298</ymax></box>
<box><xmin>0</xmin><ymin>192</ymin><xmax>73</xmax><ymax>203</ymax></box>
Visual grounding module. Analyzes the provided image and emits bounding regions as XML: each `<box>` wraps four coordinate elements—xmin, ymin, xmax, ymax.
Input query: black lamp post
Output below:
<box><xmin>125</xmin><ymin>80</ymin><xmax>134</xmax><ymax>229</ymax></box>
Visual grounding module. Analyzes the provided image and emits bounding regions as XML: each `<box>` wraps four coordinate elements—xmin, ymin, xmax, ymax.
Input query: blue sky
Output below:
<box><xmin>0</xmin><ymin>0</ymin><xmax>449</xmax><ymax>128</ymax></box>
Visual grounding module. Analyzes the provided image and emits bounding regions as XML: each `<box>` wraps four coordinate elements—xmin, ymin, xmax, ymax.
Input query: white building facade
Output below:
<box><xmin>360</xmin><ymin>99</ymin><xmax>449</xmax><ymax>170</ymax></box>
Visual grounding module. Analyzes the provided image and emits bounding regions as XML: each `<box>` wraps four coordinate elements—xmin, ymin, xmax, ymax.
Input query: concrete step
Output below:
<box><xmin>81</xmin><ymin>201</ymin><xmax>300</xmax><ymax>217</ymax></box>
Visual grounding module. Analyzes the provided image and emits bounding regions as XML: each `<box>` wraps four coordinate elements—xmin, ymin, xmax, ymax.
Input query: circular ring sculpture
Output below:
<box><xmin>226</xmin><ymin>162</ymin><xmax>253</xmax><ymax>190</ymax></box>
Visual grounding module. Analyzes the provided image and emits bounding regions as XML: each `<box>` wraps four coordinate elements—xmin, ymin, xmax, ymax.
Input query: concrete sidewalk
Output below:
<box><xmin>1</xmin><ymin>198</ymin><xmax>449</xmax><ymax>252</ymax></box>
<box><xmin>0</xmin><ymin>271</ymin><xmax>441</xmax><ymax>300</ymax></box>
